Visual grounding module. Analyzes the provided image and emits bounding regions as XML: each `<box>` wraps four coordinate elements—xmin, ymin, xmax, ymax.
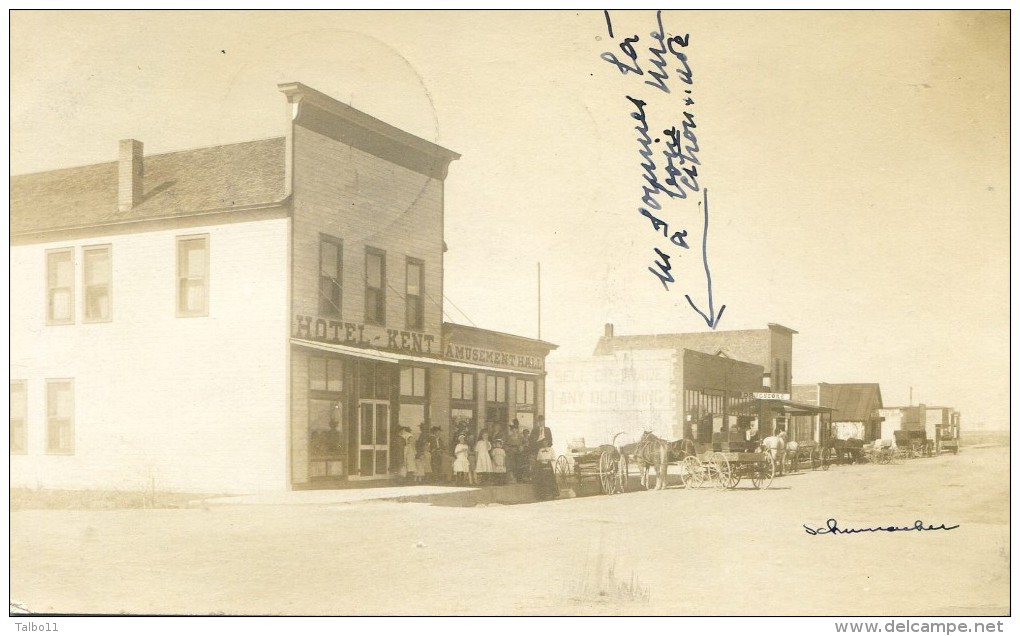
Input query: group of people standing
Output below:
<box><xmin>389</xmin><ymin>416</ymin><xmax>559</xmax><ymax>500</ymax></box>
<box><xmin>391</xmin><ymin>424</ymin><xmax>444</xmax><ymax>483</ymax></box>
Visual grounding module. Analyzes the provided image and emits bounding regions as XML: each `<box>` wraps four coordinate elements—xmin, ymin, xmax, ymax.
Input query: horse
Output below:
<box><xmin>625</xmin><ymin>431</ymin><xmax>696</xmax><ymax>490</ymax></box>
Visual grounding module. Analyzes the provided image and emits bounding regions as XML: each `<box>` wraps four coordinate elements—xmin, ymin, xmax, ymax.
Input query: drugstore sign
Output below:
<box><xmin>740</xmin><ymin>392</ymin><xmax>791</xmax><ymax>401</ymax></box>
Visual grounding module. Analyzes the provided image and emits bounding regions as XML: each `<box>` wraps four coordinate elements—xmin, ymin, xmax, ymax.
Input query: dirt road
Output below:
<box><xmin>10</xmin><ymin>446</ymin><xmax>1009</xmax><ymax>616</ymax></box>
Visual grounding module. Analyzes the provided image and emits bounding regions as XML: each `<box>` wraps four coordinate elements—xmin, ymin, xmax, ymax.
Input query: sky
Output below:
<box><xmin>9</xmin><ymin>10</ymin><xmax>1011</xmax><ymax>429</ymax></box>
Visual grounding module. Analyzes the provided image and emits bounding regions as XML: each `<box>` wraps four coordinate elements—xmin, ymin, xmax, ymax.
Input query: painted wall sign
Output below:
<box><xmin>293</xmin><ymin>315</ymin><xmax>437</xmax><ymax>355</ymax></box>
<box><xmin>443</xmin><ymin>343</ymin><xmax>544</xmax><ymax>371</ymax></box>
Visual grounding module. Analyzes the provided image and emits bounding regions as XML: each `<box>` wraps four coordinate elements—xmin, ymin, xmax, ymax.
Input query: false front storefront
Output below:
<box><xmin>289</xmin><ymin>320</ymin><xmax>556</xmax><ymax>487</ymax></box>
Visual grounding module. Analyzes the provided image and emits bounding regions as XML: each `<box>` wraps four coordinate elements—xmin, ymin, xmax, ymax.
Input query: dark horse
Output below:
<box><xmin>623</xmin><ymin>432</ymin><xmax>697</xmax><ymax>490</ymax></box>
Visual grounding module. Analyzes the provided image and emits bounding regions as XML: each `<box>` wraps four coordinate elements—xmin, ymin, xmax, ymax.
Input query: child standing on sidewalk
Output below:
<box><xmin>491</xmin><ymin>439</ymin><xmax>507</xmax><ymax>485</ymax></box>
<box><xmin>453</xmin><ymin>434</ymin><xmax>471</xmax><ymax>486</ymax></box>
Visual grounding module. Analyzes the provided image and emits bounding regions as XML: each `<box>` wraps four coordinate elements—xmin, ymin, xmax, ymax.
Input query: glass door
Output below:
<box><xmin>358</xmin><ymin>400</ymin><xmax>390</xmax><ymax>478</ymax></box>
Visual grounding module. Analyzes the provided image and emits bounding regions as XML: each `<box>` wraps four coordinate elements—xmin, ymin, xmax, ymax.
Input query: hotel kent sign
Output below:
<box><xmin>294</xmin><ymin>314</ymin><xmax>437</xmax><ymax>354</ymax></box>
<box><xmin>293</xmin><ymin>314</ymin><xmax>544</xmax><ymax>372</ymax></box>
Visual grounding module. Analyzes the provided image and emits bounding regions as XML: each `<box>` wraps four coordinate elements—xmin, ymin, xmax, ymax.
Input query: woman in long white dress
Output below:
<box><xmin>402</xmin><ymin>428</ymin><xmax>417</xmax><ymax>482</ymax></box>
<box><xmin>453</xmin><ymin>434</ymin><xmax>471</xmax><ymax>485</ymax></box>
<box><xmin>474</xmin><ymin>431</ymin><xmax>494</xmax><ymax>485</ymax></box>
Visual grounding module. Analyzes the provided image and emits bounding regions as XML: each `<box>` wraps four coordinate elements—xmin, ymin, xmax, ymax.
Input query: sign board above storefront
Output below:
<box><xmin>293</xmin><ymin>314</ymin><xmax>437</xmax><ymax>355</ymax></box>
<box><xmin>443</xmin><ymin>343</ymin><xmax>544</xmax><ymax>372</ymax></box>
<box><xmin>741</xmin><ymin>392</ymin><xmax>791</xmax><ymax>400</ymax></box>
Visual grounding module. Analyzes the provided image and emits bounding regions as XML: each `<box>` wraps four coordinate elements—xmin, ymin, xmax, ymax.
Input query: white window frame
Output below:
<box><xmin>176</xmin><ymin>234</ymin><xmax>210</xmax><ymax>318</ymax></box>
<box><xmin>45</xmin><ymin>379</ymin><xmax>74</xmax><ymax>455</ymax></box>
<box><xmin>10</xmin><ymin>380</ymin><xmax>27</xmax><ymax>455</ymax></box>
<box><xmin>45</xmin><ymin>248</ymin><xmax>75</xmax><ymax>325</ymax></box>
<box><xmin>82</xmin><ymin>244</ymin><xmax>112</xmax><ymax>323</ymax></box>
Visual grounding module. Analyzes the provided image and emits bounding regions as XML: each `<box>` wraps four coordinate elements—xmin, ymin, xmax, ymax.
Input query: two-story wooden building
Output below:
<box><xmin>10</xmin><ymin>82</ymin><xmax>555</xmax><ymax>494</ymax></box>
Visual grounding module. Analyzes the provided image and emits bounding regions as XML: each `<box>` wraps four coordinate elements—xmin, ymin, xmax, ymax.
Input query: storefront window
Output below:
<box><xmin>399</xmin><ymin>366</ymin><xmax>426</xmax><ymax>397</ymax></box>
<box><xmin>451</xmin><ymin>408</ymin><xmax>475</xmax><ymax>447</ymax></box>
<box><xmin>515</xmin><ymin>379</ymin><xmax>535</xmax><ymax>405</ymax></box>
<box><xmin>451</xmin><ymin>372</ymin><xmax>474</xmax><ymax>400</ymax></box>
<box><xmin>310</xmin><ymin>358</ymin><xmax>343</xmax><ymax>392</ymax></box>
<box><xmin>486</xmin><ymin>376</ymin><xmax>506</xmax><ymax>403</ymax></box>
<box><xmin>309</xmin><ymin>357</ymin><xmax>345</xmax><ymax>479</ymax></box>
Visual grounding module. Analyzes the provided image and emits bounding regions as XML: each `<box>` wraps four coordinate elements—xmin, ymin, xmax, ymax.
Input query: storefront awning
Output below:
<box><xmin>290</xmin><ymin>338</ymin><xmax>543</xmax><ymax>376</ymax></box>
<box><xmin>759</xmin><ymin>399</ymin><xmax>834</xmax><ymax>416</ymax></box>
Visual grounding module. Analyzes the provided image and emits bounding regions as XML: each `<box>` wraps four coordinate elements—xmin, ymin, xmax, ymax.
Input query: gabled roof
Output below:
<box><xmin>820</xmin><ymin>383</ymin><xmax>884</xmax><ymax>420</ymax></box>
<box><xmin>10</xmin><ymin>137</ymin><xmax>287</xmax><ymax>237</ymax></box>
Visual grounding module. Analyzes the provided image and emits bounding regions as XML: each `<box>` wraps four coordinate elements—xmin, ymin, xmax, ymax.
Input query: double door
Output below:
<box><xmin>358</xmin><ymin>399</ymin><xmax>390</xmax><ymax>478</ymax></box>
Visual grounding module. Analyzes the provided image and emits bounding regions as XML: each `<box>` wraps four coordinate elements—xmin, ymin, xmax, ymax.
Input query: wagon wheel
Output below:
<box><xmin>679</xmin><ymin>455</ymin><xmax>704</xmax><ymax>489</ymax></box>
<box><xmin>751</xmin><ymin>452</ymin><xmax>775</xmax><ymax>490</ymax></box>
<box><xmin>555</xmin><ymin>455</ymin><xmax>570</xmax><ymax>484</ymax></box>
<box><xmin>821</xmin><ymin>447</ymin><xmax>831</xmax><ymax>471</ymax></box>
<box><xmin>712</xmin><ymin>452</ymin><xmax>739</xmax><ymax>489</ymax></box>
<box><xmin>617</xmin><ymin>453</ymin><xmax>629</xmax><ymax>493</ymax></box>
<box><xmin>598</xmin><ymin>449</ymin><xmax>620</xmax><ymax>495</ymax></box>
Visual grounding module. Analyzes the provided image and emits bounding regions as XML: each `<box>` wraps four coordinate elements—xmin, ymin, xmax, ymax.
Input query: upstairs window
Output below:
<box><xmin>83</xmin><ymin>245</ymin><xmax>112</xmax><ymax>322</ymax></box>
<box><xmin>318</xmin><ymin>236</ymin><xmax>342</xmax><ymax>318</ymax></box>
<box><xmin>177</xmin><ymin>235</ymin><xmax>209</xmax><ymax>317</ymax></box>
<box><xmin>406</xmin><ymin>258</ymin><xmax>424</xmax><ymax>330</ymax></box>
<box><xmin>365</xmin><ymin>248</ymin><xmax>386</xmax><ymax>325</ymax></box>
<box><xmin>46</xmin><ymin>248</ymin><xmax>74</xmax><ymax>325</ymax></box>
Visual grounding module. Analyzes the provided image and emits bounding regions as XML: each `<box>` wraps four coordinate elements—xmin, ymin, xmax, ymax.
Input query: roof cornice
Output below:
<box><xmin>278</xmin><ymin>82</ymin><xmax>460</xmax><ymax>179</ymax></box>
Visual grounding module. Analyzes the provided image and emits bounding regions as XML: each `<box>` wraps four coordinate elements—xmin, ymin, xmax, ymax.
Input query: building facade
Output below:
<box><xmin>10</xmin><ymin>82</ymin><xmax>555</xmax><ymax>494</ymax></box>
<box><xmin>876</xmin><ymin>404</ymin><xmax>961</xmax><ymax>447</ymax></box>
<box><xmin>791</xmin><ymin>382</ymin><xmax>884</xmax><ymax>443</ymax></box>
<box><xmin>548</xmin><ymin>323</ymin><xmax>813</xmax><ymax>454</ymax></box>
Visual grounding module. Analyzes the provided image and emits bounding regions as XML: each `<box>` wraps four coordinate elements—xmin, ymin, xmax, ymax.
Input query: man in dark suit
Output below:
<box><xmin>530</xmin><ymin>415</ymin><xmax>557</xmax><ymax>500</ymax></box>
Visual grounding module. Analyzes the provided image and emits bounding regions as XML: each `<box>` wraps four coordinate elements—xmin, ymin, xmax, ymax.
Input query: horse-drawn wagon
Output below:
<box><xmin>619</xmin><ymin>432</ymin><xmax>777</xmax><ymax>491</ymax></box>
<box><xmin>894</xmin><ymin>430</ymin><xmax>933</xmax><ymax>459</ymax></box>
<box><xmin>555</xmin><ymin>439</ymin><xmax>627</xmax><ymax>495</ymax></box>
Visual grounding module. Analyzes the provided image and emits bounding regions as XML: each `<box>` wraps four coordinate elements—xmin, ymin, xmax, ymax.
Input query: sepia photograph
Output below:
<box><xmin>8</xmin><ymin>9</ymin><xmax>1011</xmax><ymax>623</ymax></box>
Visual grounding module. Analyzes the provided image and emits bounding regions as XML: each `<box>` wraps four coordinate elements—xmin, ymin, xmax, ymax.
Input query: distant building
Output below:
<box><xmin>876</xmin><ymin>404</ymin><xmax>961</xmax><ymax>449</ymax></box>
<box><xmin>792</xmin><ymin>383</ymin><xmax>884</xmax><ymax>443</ymax></box>
<box><xmin>548</xmin><ymin>323</ymin><xmax>830</xmax><ymax>453</ymax></box>
<box><xmin>594</xmin><ymin>322</ymin><xmax>797</xmax><ymax>394</ymax></box>
<box><xmin>9</xmin><ymin>82</ymin><xmax>556</xmax><ymax>494</ymax></box>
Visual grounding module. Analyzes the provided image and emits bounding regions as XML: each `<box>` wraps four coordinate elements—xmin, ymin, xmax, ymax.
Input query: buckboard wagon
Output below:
<box><xmin>678</xmin><ymin>442</ymin><xmax>776</xmax><ymax>490</ymax></box>
<box><xmin>557</xmin><ymin>436</ymin><xmax>777</xmax><ymax>493</ymax></box>
<box><xmin>555</xmin><ymin>441</ymin><xmax>626</xmax><ymax>495</ymax></box>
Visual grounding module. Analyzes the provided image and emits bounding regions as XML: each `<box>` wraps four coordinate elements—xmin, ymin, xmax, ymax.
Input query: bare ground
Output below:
<box><xmin>9</xmin><ymin>446</ymin><xmax>1009</xmax><ymax>616</ymax></box>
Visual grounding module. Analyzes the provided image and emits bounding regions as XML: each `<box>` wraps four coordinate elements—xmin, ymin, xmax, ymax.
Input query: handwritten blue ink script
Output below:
<box><xmin>600</xmin><ymin>10</ymin><xmax>725</xmax><ymax>329</ymax></box>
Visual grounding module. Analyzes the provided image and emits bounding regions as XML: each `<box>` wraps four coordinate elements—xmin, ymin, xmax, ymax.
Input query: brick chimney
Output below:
<box><xmin>604</xmin><ymin>323</ymin><xmax>614</xmax><ymax>337</ymax></box>
<box><xmin>118</xmin><ymin>139</ymin><xmax>144</xmax><ymax>211</ymax></box>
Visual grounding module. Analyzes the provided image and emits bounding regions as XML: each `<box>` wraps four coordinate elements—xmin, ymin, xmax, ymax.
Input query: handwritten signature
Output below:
<box><xmin>600</xmin><ymin>10</ymin><xmax>725</xmax><ymax>329</ymax></box>
<box><xmin>803</xmin><ymin>518</ymin><xmax>961</xmax><ymax>536</ymax></box>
